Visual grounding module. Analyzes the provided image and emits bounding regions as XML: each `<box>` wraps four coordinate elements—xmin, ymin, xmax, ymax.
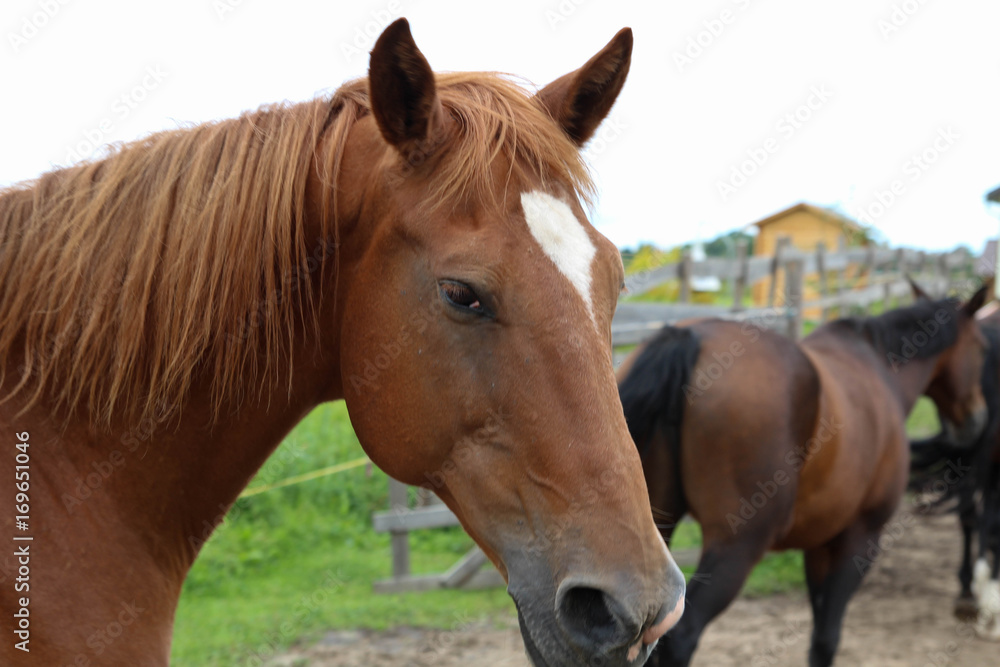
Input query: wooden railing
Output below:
<box><xmin>372</xmin><ymin>242</ymin><xmax>977</xmax><ymax>593</ymax></box>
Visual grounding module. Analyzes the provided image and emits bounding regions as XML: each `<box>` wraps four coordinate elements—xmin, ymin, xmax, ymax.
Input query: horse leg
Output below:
<box><xmin>975</xmin><ymin>462</ymin><xmax>1000</xmax><ymax>640</ymax></box>
<box><xmin>955</xmin><ymin>486</ymin><xmax>979</xmax><ymax>620</ymax></box>
<box><xmin>647</xmin><ymin>533</ymin><xmax>772</xmax><ymax>667</ymax></box>
<box><xmin>804</xmin><ymin>520</ymin><xmax>883</xmax><ymax>667</ymax></box>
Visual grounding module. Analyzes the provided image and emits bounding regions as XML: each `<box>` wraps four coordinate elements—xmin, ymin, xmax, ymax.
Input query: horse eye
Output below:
<box><xmin>439</xmin><ymin>280</ymin><xmax>484</xmax><ymax>313</ymax></box>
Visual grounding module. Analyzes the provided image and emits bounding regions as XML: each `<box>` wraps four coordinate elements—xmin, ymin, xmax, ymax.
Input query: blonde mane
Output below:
<box><xmin>0</xmin><ymin>72</ymin><xmax>593</xmax><ymax>426</ymax></box>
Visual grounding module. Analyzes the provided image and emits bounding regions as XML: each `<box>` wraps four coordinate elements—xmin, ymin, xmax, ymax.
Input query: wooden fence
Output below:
<box><xmin>371</xmin><ymin>242</ymin><xmax>976</xmax><ymax>594</ymax></box>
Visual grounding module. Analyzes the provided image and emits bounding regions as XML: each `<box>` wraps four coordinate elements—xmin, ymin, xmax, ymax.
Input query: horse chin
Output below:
<box><xmin>513</xmin><ymin>596</ymin><xmax>655</xmax><ymax>667</ymax></box>
<box><xmin>516</xmin><ymin>608</ymin><xmax>557</xmax><ymax>667</ymax></box>
<box><xmin>943</xmin><ymin>406</ymin><xmax>988</xmax><ymax>447</ymax></box>
<box><xmin>511</xmin><ymin>586</ymin><xmax>572</xmax><ymax>667</ymax></box>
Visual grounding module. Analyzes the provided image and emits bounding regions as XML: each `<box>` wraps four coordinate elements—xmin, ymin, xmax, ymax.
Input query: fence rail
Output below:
<box><xmin>372</xmin><ymin>241</ymin><xmax>977</xmax><ymax>594</ymax></box>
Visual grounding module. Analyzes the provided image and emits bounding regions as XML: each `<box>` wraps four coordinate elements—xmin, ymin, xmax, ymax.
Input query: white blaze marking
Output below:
<box><xmin>520</xmin><ymin>191</ymin><xmax>596</xmax><ymax>323</ymax></box>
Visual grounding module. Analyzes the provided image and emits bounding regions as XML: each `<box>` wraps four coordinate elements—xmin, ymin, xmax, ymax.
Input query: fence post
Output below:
<box><xmin>785</xmin><ymin>259</ymin><xmax>804</xmax><ymax>340</ymax></box>
<box><xmin>678</xmin><ymin>247</ymin><xmax>692</xmax><ymax>303</ymax></box>
<box><xmin>862</xmin><ymin>244</ymin><xmax>876</xmax><ymax>289</ymax></box>
<box><xmin>732</xmin><ymin>239</ymin><xmax>748</xmax><ymax>313</ymax></box>
<box><xmin>893</xmin><ymin>248</ymin><xmax>906</xmax><ymax>309</ymax></box>
<box><xmin>938</xmin><ymin>254</ymin><xmax>949</xmax><ymax>297</ymax></box>
<box><xmin>768</xmin><ymin>237</ymin><xmax>790</xmax><ymax>308</ymax></box>
<box><xmin>835</xmin><ymin>237</ymin><xmax>848</xmax><ymax>317</ymax></box>
<box><xmin>389</xmin><ymin>479</ymin><xmax>410</xmax><ymax>579</ymax></box>
<box><xmin>816</xmin><ymin>241</ymin><xmax>829</xmax><ymax>323</ymax></box>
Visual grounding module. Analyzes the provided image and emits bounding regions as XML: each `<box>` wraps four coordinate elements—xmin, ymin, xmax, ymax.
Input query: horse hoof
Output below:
<box><xmin>975</xmin><ymin>617</ymin><xmax>1000</xmax><ymax>642</ymax></box>
<box><xmin>975</xmin><ymin>581</ymin><xmax>1000</xmax><ymax>641</ymax></box>
<box><xmin>954</xmin><ymin>595</ymin><xmax>979</xmax><ymax>621</ymax></box>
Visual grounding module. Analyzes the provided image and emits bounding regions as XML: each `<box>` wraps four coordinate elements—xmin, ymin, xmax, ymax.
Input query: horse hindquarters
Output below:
<box><xmin>646</xmin><ymin>321</ymin><xmax>820</xmax><ymax>666</ymax></box>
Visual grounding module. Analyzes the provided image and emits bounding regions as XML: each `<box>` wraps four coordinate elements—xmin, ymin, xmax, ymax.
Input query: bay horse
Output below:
<box><xmin>617</xmin><ymin>285</ymin><xmax>990</xmax><ymax>666</ymax></box>
<box><xmin>0</xmin><ymin>19</ymin><xmax>685</xmax><ymax>667</ymax></box>
<box><xmin>911</xmin><ymin>303</ymin><xmax>1000</xmax><ymax>639</ymax></box>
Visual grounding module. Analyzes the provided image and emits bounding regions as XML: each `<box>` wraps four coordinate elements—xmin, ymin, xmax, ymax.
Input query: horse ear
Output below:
<box><xmin>907</xmin><ymin>275</ymin><xmax>932</xmax><ymax>301</ymax></box>
<box><xmin>535</xmin><ymin>27</ymin><xmax>633</xmax><ymax>146</ymax></box>
<box><xmin>368</xmin><ymin>18</ymin><xmax>444</xmax><ymax>157</ymax></box>
<box><xmin>962</xmin><ymin>281</ymin><xmax>993</xmax><ymax>316</ymax></box>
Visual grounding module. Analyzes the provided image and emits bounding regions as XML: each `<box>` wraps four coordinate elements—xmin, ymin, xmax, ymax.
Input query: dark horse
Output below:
<box><xmin>0</xmin><ymin>19</ymin><xmax>684</xmax><ymax>666</ymax></box>
<box><xmin>911</xmin><ymin>302</ymin><xmax>1000</xmax><ymax>640</ymax></box>
<box><xmin>618</xmin><ymin>285</ymin><xmax>990</xmax><ymax>666</ymax></box>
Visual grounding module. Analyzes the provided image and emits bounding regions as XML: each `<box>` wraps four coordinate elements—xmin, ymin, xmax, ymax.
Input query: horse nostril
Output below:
<box><xmin>556</xmin><ymin>585</ymin><xmax>634</xmax><ymax>652</ymax></box>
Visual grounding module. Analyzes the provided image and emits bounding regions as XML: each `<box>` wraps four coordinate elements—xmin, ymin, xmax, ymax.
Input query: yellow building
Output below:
<box><xmin>750</xmin><ymin>202</ymin><xmax>866</xmax><ymax>311</ymax></box>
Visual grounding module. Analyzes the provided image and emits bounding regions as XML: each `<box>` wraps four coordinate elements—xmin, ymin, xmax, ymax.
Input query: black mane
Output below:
<box><xmin>827</xmin><ymin>297</ymin><xmax>962</xmax><ymax>364</ymax></box>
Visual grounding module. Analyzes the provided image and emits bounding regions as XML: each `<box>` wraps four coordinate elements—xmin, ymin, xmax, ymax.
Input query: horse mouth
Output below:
<box><xmin>514</xmin><ymin>603</ymin><xmax>657</xmax><ymax>667</ymax></box>
<box><xmin>944</xmin><ymin>406</ymin><xmax>988</xmax><ymax>447</ymax></box>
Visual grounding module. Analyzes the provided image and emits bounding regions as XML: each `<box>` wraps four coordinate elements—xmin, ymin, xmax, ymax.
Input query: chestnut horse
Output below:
<box><xmin>911</xmin><ymin>305</ymin><xmax>1000</xmax><ymax>639</ymax></box>
<box><xmin>0</xmin><ymin>19</ymin><xmax>684</xmax><ymax>667</ymax></box>
<box><xmin>618</xmin><ymin>286</ymin><xmax>989</xmax><ymax>666</ymax></box>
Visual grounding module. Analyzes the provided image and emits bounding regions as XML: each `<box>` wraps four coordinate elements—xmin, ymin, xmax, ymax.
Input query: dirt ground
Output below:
<box><xmin>272</xmin><ymin>508</ymin><xmax>998</xmax><ymax>666</ymax></box>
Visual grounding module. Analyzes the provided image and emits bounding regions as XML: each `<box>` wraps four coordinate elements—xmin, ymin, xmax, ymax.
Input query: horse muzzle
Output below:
<box><xmin>507</xmin><ymin>553</ymin><xmax>686</xmax><ymax>666</ymax></box>
<box><xmin>944</xmin><ymin>404</ymin><xmax>989</xmax><ymax>448</ymax></box>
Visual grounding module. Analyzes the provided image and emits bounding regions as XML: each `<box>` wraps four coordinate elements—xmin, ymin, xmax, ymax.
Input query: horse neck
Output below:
<box><xmin>883</xmin><ymin>347</ymin><xmax>942</xmax><ymax>416</ymax></box>
<box><xmin>68</xmin><ymin>307</ymin><xmax>341</xmax><ymax>584</ymax></box>
<box><xmin>806</xmin><ymin>325</ymin><xmax>940</xmax><ymax>417</ymax></box>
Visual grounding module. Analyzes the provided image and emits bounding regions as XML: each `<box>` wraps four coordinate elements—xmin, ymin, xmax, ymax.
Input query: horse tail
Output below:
<box><xmin>618</xmin><ymin>325</ymin><xmax>701</xmax><ymax>512</ymax></box>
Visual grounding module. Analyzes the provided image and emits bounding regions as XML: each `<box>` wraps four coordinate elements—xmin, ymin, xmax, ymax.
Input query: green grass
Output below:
<box><xmin>906</xmin><ymin>396</ymin><xmax>941</xmax><ymax>439</ymax></box>
<box><xmin>173</xmin><ymin>401</ymin><xmax>812</xmax><ymax>665</ymax></box>
<box><xmin>173</xmin><ymin>392</ymin><xmax>943</xmax><ymax>665</ymax></box>
<box><xmin>171</xmin><ymin>403</ymin><xmax>515</xmax><ymax>666</ymax></box>
<box><xmin>669</xmin><ymin>521</ymin><xmax>805</xmax><ymax>598</ymax></box>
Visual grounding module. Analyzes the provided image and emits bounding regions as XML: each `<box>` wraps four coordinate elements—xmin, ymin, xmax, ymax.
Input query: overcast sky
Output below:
<box><xmin>3</xmin><ymin>0</ymin><xmax>999</xmax><ymax>253</ymax></box>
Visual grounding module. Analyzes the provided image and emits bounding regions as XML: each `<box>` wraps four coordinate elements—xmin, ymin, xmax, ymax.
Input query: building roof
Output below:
<box><xmin>748</xmin><ymin>202</ymin><xmax>862</xmax><ymax>232</ymax></box>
